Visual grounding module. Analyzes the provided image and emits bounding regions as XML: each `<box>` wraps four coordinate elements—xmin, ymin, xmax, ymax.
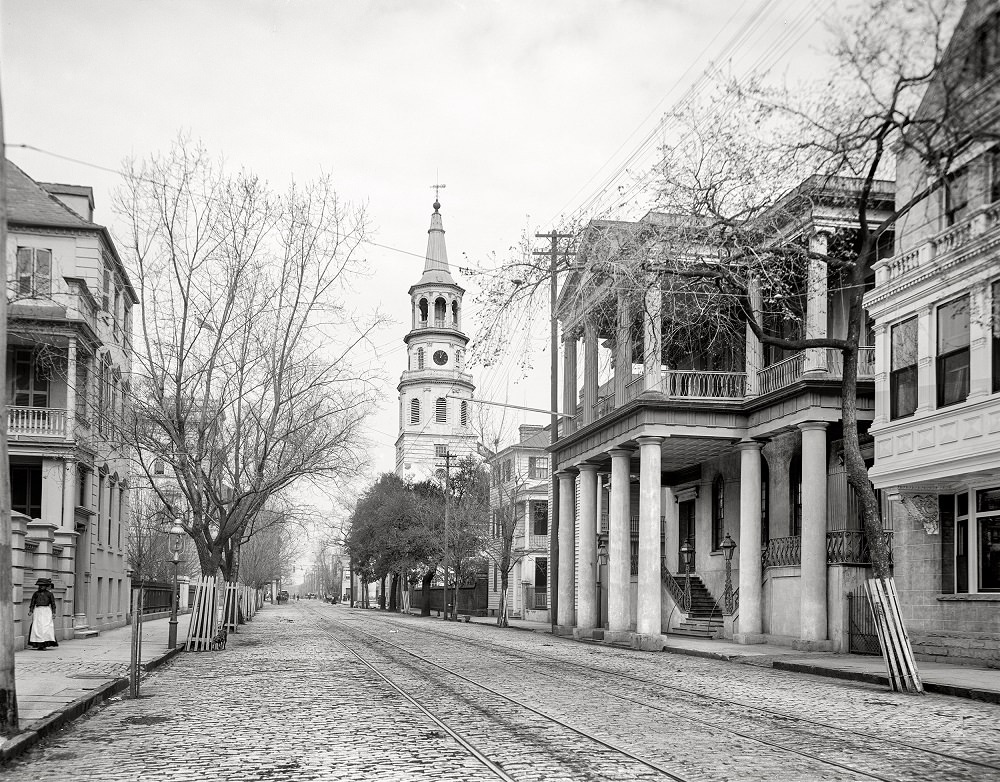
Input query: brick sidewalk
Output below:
<box><xmin>2</xmin><ymin>612</ymin><xmax>192</xmax><ymax>761</ymax></box>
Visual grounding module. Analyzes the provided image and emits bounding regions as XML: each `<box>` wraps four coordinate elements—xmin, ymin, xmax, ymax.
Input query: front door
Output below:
<box><xmin>678</xmin><ymin>499</ymin><xmax>696</xmax><ymax>568</ymax></box>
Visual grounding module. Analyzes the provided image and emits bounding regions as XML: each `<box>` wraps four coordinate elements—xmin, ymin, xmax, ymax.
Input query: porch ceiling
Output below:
<box><xmin>659</xmin><ymin>436</ymin><xmax>736</xmax><ymax>473</ymax></box>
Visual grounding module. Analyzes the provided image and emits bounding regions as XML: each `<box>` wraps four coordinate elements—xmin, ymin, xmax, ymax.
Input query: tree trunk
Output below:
<box><xmin>420</xmin><ymin>569</ymin><xmax>433</xmax><ymax>616</ymax></box>
<box><xmin>0</xmin><ymin>90</ymin><xmax>19</xmax><ymax>736</ymax></box>
<box><xmin>498</xmin><ymin>570</ymin><xmax>510</xmax><ymax>628</ymax></box>
<box><xmin>389</xmin><ymin>573</ymin><xmax>400</xmax><ymax>611</ymax></box>
<box><xmin>379</xmin><ymin>575</ymin><xmax>387</xmax><ymax>610</ymax></box>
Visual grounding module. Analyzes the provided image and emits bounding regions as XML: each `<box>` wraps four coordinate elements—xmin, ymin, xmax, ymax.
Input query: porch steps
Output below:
<box><xmin>73</xmin><ymin>628</ymin><xmax>100</xmax><ymax>639</ymax></box>
<box><xmin>667</xmin><ymin>574</ymin><xmax>724</xmax><ymax>639</ymax></box>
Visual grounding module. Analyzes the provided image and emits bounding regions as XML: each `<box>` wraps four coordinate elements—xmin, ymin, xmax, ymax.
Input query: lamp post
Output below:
<box><xmin>720</xmin><ymin>532</ymin><xmax>737</xmax><ymax>615</ymax></box>
<box><xmin>167</xmin><ymin>522</ymin><xmax>184</xmax><ymax>648</ymax></box>
<box><xmin>679</xmin><ymin>538</ymin><xmax>694</xmax><ymax>613</ymax></box>
<box><xmin>596</xmin><ymin>541</ymin><xmax>608</xmax><ymax>629</ymax></box>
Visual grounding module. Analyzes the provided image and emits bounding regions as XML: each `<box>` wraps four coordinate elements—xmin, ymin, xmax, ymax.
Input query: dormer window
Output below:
<box><xmin>15</xmin><ymin>247</ymin><xmax>51</xmax><ymax>296</ymax></box>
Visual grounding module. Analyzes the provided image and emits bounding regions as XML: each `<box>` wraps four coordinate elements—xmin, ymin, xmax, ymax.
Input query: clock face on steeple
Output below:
<box><xmin>433</xmin><ymin>350</ymin><xmax>448</xmax><ymax>366</ymax></box>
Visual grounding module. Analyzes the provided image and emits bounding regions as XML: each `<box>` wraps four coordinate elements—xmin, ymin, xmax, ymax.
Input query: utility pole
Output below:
<box><xmin>437</xmin><ymin>449</ymin><xmax>458</xmax><ymax>620</ymax></box>
<box><xmin>0</xmin><ymin>75</ymin><xmax>17</xmax><ymax>735</ymax></box>
<box><xmin>534</xmin><ymin>231</ymin><xmax>572</xmax><ymax>634</ymax></box>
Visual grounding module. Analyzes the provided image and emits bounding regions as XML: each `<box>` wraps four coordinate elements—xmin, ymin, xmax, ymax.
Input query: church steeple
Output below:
<box><xmin>415</xmin><ymin>199</ymin><xmax>456</xmax><ymax>287</ymax></box>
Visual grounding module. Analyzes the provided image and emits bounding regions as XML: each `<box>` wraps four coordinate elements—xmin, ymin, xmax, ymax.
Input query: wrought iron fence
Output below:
<box><xmin>131</xmin><ymin>581</ymin><xmax>174</xmax><ymax>615</ymax></box>
<box><xmin>659</xmin><ymin>556</ymin><xmax>688</xmax><ymax>610</ymax></box>
<box><xmin>847</xmin><ymin>590</ymin><xmax>882</xmax><ymax>655</ymax></box>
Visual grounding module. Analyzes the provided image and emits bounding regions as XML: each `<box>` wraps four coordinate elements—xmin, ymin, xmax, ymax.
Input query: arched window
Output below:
<box><xmin>451</xmin><ymin>300</ymin><xmax>459</xmax><ymax>326</ymax></box>
<box><xmin>417</xmin><ymin>348</ymin><xmax>425</xmax><ymax>370</ymax></box>
<box><xmin>418</xmin><ymin>298</ymin><xmax>428</xmax><ymax>323</ymax></box>
<box><xmin>410</xmin><ymin>398</ymin><xmax>420</xmax><ymax>424</ymax></box>
<box><xmin>460</xmin><ymin>400</ymin><xmax>468</xmax><ymax>426</ymax></box>
<box><xmin>789</xmin><ymin>455</ymin><xmax>802</xmax><ymax>537</ymax></box>
<box><xmin>435</xmin><ymin>397</ymin><xmax>447</xmax><ymax>423</ymax></box>
<box><xmin>712</xmin><ymin>475</ymin><xmax>725</xmax><ymax>550</ymax></box>
<box><xmin>434</xmin><ymin>297</ymin><xmax>447</xmax><ymax>325</ymax></box>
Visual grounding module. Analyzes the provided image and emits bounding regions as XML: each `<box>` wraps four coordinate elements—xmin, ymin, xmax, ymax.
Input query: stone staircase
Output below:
<box><xmin>667</xmin><ymin>574</ymin><xmax>723</xmax><ymax>638</ymax></box>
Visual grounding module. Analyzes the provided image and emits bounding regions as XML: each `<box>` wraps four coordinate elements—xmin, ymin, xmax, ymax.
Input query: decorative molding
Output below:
<box><xmin>894</xmin><ymin>491</ymin><xmax>940</xmax><ymax>535</ymax></box>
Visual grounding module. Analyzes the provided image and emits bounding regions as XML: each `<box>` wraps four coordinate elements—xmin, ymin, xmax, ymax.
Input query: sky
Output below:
<box><xmin>1</xmin><ymin>0</ymin><xmax>835</xmax><ymax>526</ymax></box>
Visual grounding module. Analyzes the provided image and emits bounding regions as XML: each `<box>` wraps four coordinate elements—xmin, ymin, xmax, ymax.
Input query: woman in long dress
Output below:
<box><xmin>28</xmin><ymin>578</ymin><xmax>59</xmax><ymax>650</ymax></box>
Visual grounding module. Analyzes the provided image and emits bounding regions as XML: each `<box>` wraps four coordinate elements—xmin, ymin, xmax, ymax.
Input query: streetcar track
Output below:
<box><xmin>320</xmin><ymin>613</ymin><xmax>694</xmax><ymax>781</ymax></box>
<box><xmin>366</xmin><ymin>610</ymin><xmax>1000</xmax><ymax>774</ymax></box>
<box><xmin>318</xmin><ymin>606</ymin><xmax>999</xmax><ymax>781</ymax></box>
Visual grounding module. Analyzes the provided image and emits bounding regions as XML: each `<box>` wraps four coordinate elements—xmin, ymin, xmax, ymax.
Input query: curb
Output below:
<box><xmin>772</xmin><ymin>660</ymin><xmax>1000</xmax><ymax>704</ymax></box>
<box><xmin>0</xmin><ymin>645</ymin><xmax>183</xmax><ymax>765</ymax></box>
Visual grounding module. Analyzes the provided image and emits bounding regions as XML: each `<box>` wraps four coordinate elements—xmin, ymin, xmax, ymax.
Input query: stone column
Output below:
<box><xmin>557</xmin><ymin>470</ymin><xmax>577</xmax><ymax>630</ymax></box>
<box><xmin>583</xmin><ymin>319</ymin><xmax>598</xmax><ymax>426</ymax></box>
<box><xmin>608</xmin><ymin>448</ymin><xmax>632</xmax><ymax>635</ymax></box>
<box><xmin>745</xmin><ymin>277</ymin><xmax>763</xmax><ymax>398</ymax></box>
<box><xmin>872</xmin><ymin>323</ymin><xmax>889</xmax><ymax>425</ymax></box>
<box><xmin>735</xmin><ymin>440</ymin><xmax>764</xmax><ymax>642</ymax></box>
<box><xmin>575</xmin><ymin>464</ymin><xmax>599</xmax><ymax>635</ymax></box>
<box><xmin>614</xmin><ymin>295</ymin><xmax>632</xmax><ymax>407</ymax></box>
<box><xmin>643</xmin><ymin>282</ymin><xmax>663</xmax><ymax>392</ymax></box>
<box><xmin>636</xmin><ymin>436</ymin><xmax>663</xmax><ymax>640</ymax></box>
<box><xmin>799</xmin><ymin>422</ymin><xmax>828</xmax><ymax>643</ymax></box>
<box><xmin>562</xmin><ymin>330</ymin><xmax>578</xmax><ymax>434</ymax></box>
<box><xmin>803</xmin><ymin>232</ymin><xmax>829</xmax><ymax>373</ymax></box>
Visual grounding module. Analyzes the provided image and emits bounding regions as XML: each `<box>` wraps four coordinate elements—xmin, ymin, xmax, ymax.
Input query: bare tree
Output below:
<box><xmin>484</xmin><ymin>469</ymin><xmax>533</xmax><ymax>627</ymax></box>
<box><xmin>114</xmin><ymin>137</ymin><xmax>385</xmax><ymax>582</ymax></box>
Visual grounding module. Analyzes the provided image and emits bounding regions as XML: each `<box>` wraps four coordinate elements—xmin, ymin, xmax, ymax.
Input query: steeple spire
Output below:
<box><xmin>417</xmin><ymin>198</ymin><xmax>456</xmax><ymax>286</ymax></box>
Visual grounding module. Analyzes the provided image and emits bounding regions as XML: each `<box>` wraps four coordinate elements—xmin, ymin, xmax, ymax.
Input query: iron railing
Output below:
<box><xmin>847</xmin><ymin>590</ymin><xmax>881</xmax><ymax>655</ymax></box>
<box><xmin>826</xmin><ymin>530</ymin><xmax>893</xmax><ymax>565</ymax></box>
<box><xmin>762</xmin><ymin>535</ymin><xmax>801</xmax><ymax>567</ymax></box>
<box><xmin>661</xmin><ymin>370</ymin><xmax>745</xmax><ymax>399</ymax></box>
<box><xmin>758</xmin><ymin>353</ymin><xmax>804</xmax><ymax>395</ymax></box>
<box><xmin>660</xmin><ymin>557</ymin><xmax>688</xmax><ymax>610</ymax></box>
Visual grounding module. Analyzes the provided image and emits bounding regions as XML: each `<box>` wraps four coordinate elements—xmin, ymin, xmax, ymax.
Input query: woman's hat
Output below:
<box><xmin>35</xmin><ymin>578</ymin><xmax>53</xmax><ymax>587</ymax></box>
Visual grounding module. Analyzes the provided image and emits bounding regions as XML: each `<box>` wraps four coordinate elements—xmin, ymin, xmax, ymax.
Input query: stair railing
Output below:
<box><xmin>659</xmin><ymin>556</ymin><xmax>688</xmax><ymax>612</ymax></box>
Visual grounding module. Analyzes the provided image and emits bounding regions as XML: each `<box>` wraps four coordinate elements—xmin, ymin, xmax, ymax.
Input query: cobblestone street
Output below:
<box><xmin>4</xmin><ymin>603</ymin><xmax>1000</xmax><ymax>781</ymax></box>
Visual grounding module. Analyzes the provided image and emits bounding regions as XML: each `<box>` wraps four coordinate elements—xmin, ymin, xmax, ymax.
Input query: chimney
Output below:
<box><xmin>518</xmin><ymin>424</ymin><xmax>543</xmax><ymax>443</ymax></box>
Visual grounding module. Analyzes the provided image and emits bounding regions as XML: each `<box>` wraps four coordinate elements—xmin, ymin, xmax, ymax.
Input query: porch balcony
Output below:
<box><xmin>760</xmin><ymin>529</ymin><xmax>894</xmax><ymax>568</ymax></box>
<box><xmin>8</xmin><ymin>406</ymin><xmax>67</xmax><ymax>440</ymax></box>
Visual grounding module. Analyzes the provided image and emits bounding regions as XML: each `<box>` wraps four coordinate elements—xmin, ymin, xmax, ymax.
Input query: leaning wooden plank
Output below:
<box><xmin>885</xmin><ymin>577</ymin><xmax>923</xmax><ymax>693</ymax></box>
<box><xmin>866</xmin><ymin>579</ymin><xmax>900</xmax><ymax>691</ymax></box>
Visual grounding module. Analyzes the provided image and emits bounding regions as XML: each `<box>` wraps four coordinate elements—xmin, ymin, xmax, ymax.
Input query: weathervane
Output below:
<box><xmin>431</xmin><ymin>177</ymin><xmax>446</xmax><ymax>209</ymax></box>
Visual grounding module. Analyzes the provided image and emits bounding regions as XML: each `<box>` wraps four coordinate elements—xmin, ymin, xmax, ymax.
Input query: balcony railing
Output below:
<box><xmin>762</xmin><ymin>535</ymin><xmax>801</xmax><ymax>567</ymax></box>
<box><xmin>8</xmin><ymin>407</ymin><xmax>67</xmax><ymax>438</ymax></box>
<box><xmin>523</xmin><ymin>586</ymin><xmax>548</xmax><ymax>610</ymax></box>
<box><xmin>660</xmin><ymin>370</ymin><xmax>745</xmax><ymax>399</ymax></box>
<box><xmin>758</xmin><ymin>353</ymin><xmax>804</xmax><ymax>395</ymax></box>
<box><xmin>826</xmin><ymin>530</ymin><xmax>893</xmax><ymax>566</ymax></box>
<box><xmin>527</xmin><ymin>534</ymin><xmax>548</xmax><ymax>550</ymax></box>
<box><xmin>824</xmin><ymin>347</ymin><xmax>875</xmax><ymax>378</ymax></box>
<box><xmin>593</xmin><ymin>394</ymin><xmax>614</xmax><ymax>419</ymax></box>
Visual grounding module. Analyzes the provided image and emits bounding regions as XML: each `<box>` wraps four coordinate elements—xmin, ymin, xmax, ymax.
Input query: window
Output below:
<box><xmin>534</xmin><ymin>558</ymin><xmax>548</xmax><ymax>592</ymax></box>
<box><xmin>435</xmin><ymin>397</ymin><xmax>447</xmax><ymax>423</ymax></box>
<box><xmin>77</xmin><ymin>467</ymin><xmax>89</xmax><ymax>508</ymax></box>
<box><xmin>153</xmin><ymin>459</ymin><xmax>166</xmax><ymax>476</ymax></box>
<box><xmin>102</xmin><ymin>260</ymin><xmax>112</xmax><ymax>311</ymax></box>
<box><xmin>434</xmin><ymin>297</ymin><xmax>447</xmax><ymax>326</ymax></box>
<box><xmin>944</xmin><ymin>166</ymin><xmax>970</xmax><ymax>227</ymax></box>
<box><xmin>528</xmin><ymin>456</ymin><xmax>548</xmax><ymax>479</ymax></box>
<box><xmin>789</xmin><ymin>456</ymin><xmax>802</xmax><ymax>537</ymax></box>
<box><xmin>410</xmin><ymin>398</ymin><xmax>420</xmax><ymax>425</ymax></box>
<box><xmin>460</xmin><ymin>401</ymin><xmax>468</xmax><ymax>427</ymax></box>
<box><xmin>990</xmin><ymin>148</ymin><xmax>1000</xmax><ymax>205</ymax></box>
<box><xmin>10</xmin><ymin>348</ymin><xmax>50</xmax><ymax>408</ymax></box>
<box><xmin>435</xmin><ymin>444</ymin><xmax>448</xmax><ymax>458</ymax></box>
<box><xmin>967</xmin><ymin>11</ymin><xmax>1000</xmax><ymax>81</ymax></box>
<box><xmin>451</xmin><ymin>300</ymin><xmax>459</xmax><ymax>325</ymax></box>
<box><xmin>417</xmin><ymin>348</ymin><xmax>425</xmax><ymax>370</ymax></box>
<box><xmin>76</xmin><ymin>359</ymin><xmax>90</xmax><ymax>421</ymax></box>
<box><xmin>97</xmin><ymin>473</ymin><xmax>106</xmax><ymax>544</ymax></box>
<box><xmin>937</xmin><ymin>296</ymin><xmax>970</xmax><ymax>408</ymax></box>
<box><xmin>712</xmin><ymin>475</ymin><xmax>725</xmax><ymax>550</ymax></box>
<box><xmin>15</xmin><ymin>247</ymin><xmax>51</xmax><ymax>296</ymax></box>
<box><xmin>503</xmin><ymin>459</ymin><xmax>512</xmax><ymax>482</ymax></box>
<box><xmin>890</xmin><ymin>317</ymin><xmax>918</xmax><ymax>419</ymax></box>
<box><xmin>11</xmin><ymin>464</ymin><xmax>42</xmax><ymax>518</ymax></box>
<box><xmin>531</xmin><ymin>500</ymin><xmax>548</xmax><ymax>535</ymax></box>
<box><xmin>108</xmin><ymin>479</ymin><xmax>116</xmax><ymax>545</ymax></box>
<box><xmin>993</xmin><ymin>281</ymin><xmax>1000</xmax><ymax>394</ymax></box>
<box><xmin>418</xmin><ymin>298</ymin><xmax>428</xmax><ymax>323</ymax></box>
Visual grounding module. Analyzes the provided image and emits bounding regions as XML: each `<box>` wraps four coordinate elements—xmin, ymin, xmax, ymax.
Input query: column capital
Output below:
<box><xmin>577</xmin><ymin>462</ymin><xmax>601</xmax><ymax>474</ymax></box>
<box><xmin>735</xmin><ymin>439</ymin><xmax>764</xmax><ymax>451</ymax></box>
<box><xmin>635</xmin><ymin>435</ymin><xmax>665</xmax><ymax>447</ymax></box>
<box><xmin>608</xmin><ymin>447</ymin><xmax>633</xmax><ymax>458</ymax></box>
<box><xmin>798</xmin><ymin>421</ymin><xmax>829</xmax><ymax>433</ymax></box>
<box><xmin>555</xmin><ymin>468</ymin><xmax>579</xmax><ymax>480</ymax></box>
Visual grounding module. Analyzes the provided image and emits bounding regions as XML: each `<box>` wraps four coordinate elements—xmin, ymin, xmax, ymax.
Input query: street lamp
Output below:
<box><xmin>679</xmin><ymin>538</ymin><xmax>694</xmax><ymax>613</ymax></box>
<box><xmin>596</xmin><ymin>541</ymin><xmax>608</xmax><ymax>629</ymax></box>
<box><xmin>720</xmin><ymin>532</ymin><xmax>737</xmax><ymax>614</ymax></box>
<box><xmin>167</xmin><ymin>521</ymin><xmax>185</xmax><ymax>648</ymax></box>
